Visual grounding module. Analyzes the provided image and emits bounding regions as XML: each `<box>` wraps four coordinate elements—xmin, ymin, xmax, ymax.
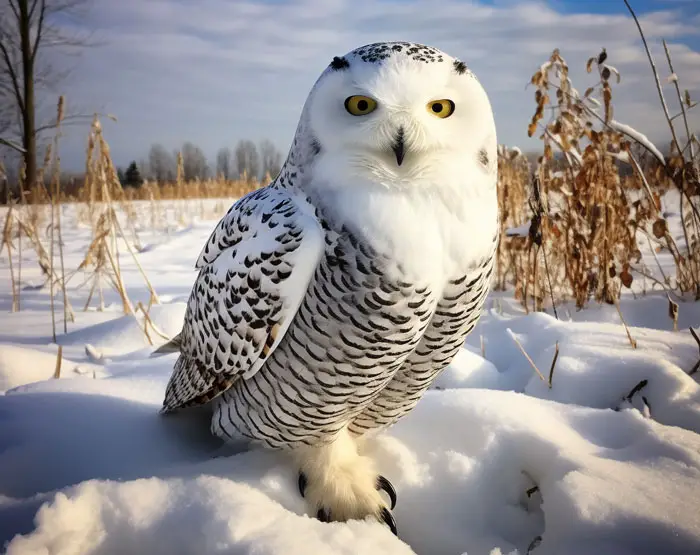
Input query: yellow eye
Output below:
<box><xmin>427</xmin><ymin>99</ymin><xmax>455</xmax><ymax>119</ymax></box>
<box><xmin>345</xmin><ymin>95</ymin><xmax>377</xmax><ymax>116</ymax></box>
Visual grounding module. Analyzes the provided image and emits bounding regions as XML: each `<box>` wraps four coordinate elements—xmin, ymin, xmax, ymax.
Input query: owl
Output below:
<box><xmin>159</xmin><ymin>42</ymin><xmax>499</xmax><ymax>536</ymax></box>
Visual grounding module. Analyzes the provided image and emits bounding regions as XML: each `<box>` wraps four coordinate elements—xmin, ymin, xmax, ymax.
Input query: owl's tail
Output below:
<box><xmin>150</xmin><ymin>332</ymin><xmax>182</xmax><ymax>357</ymax></box>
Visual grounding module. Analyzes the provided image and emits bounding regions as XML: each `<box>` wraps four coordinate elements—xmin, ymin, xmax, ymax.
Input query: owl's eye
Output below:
<box><xmin>427</xmin><ymin>99</ymin><xmax>455</xmax><ymax>119</ymax></box>
<box><xmin>345</xmin><ymin>95</ymin><xmax>377</xmax><ymax>116</ymax></box>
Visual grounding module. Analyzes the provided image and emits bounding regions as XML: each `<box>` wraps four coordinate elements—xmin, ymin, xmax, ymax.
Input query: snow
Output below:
<box><xmin>609</xmin><ymin>119</ymin><xmax>666</xmax><ymax>165</ymax></box>
<box><xmin>0</xmin><ymin>345</ymin><xmax>62</xmax><ymax>390</ymax></box>
<box><xmin>1</xmin><ymin>200</ymin><xmax>700</xmax><ymax>555</ymax></box>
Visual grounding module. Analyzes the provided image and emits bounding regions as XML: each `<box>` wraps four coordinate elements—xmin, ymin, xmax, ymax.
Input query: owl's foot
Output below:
<box><xmin>298</xmin><ymin>473</ymin><xmax>397</xmax><ymax>510</ymax></box>
<box><xmin>299</xmin><ymin>474</ymin><xmax>397</xmax><ymax>510</ymax></box>
<box><xmin>292</xmin><ymin>429</ymin><xmax>398</xmax><ymax>536</ymax></box>
<box><xmin>298</xmin><ymin>471</ymin><xmax>397</xmax><ymax>533</ymax></box>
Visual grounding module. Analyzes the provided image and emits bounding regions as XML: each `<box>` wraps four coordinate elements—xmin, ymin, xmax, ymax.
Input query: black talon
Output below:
<box><xmin>317</xmin><ymin>508</ymin><xmax>331</xmax><ymax>523</ymax></box>
<box><xmin>298</xmin><ymin>472</ymin><xmax>307</xmax><ymax>498</ymax></box>
<box><xmin>376</xmin><ymin>475</ymin><xmax>397</xmax><ymax>510</ymax></box>
<box><xmin>380</xmin><ymin>507</ymin><xmax>398</xmax><ymax>536</ymax></box>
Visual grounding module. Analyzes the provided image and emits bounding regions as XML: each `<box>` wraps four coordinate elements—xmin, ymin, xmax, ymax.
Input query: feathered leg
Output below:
<box><xmin>292</xmin><ymin>427</ymin><xmax>397</xmax><ymax>535</ymax></box>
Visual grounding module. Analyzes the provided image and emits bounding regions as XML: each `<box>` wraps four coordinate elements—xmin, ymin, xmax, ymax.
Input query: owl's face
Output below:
<box><xmin>303</xmin><ymin>42</ymin><xmax>496</xmax><ymax>190</ymax></box>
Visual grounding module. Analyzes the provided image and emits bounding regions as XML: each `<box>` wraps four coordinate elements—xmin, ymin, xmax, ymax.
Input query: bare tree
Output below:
<box><xmin>148</xmin><ymin>143</ymin><xmax>175</xmax><ymax>183</ymax></box>
<box><xmin>259</xmin><ymin>139</ymin><xmax>282</xmax><ymax>180</ymax></box>
<box><xmin>180</xmin><ymin>141</ymin><xmax>209</xmax><ymax>181</ymax></box>
<box><xmin>216</xmin><ymin>146</ymin><xmax>232</xmax><ymax>179</ymax></box>
<box><xmin>234</xmin><ymin>139</ymin><xmax>260</xmax><ymax>181</ymax></box>
<box><xmin>0</xmin><ymin>0</ymin><xmax>91</xmax><ymax>193</ymax></box>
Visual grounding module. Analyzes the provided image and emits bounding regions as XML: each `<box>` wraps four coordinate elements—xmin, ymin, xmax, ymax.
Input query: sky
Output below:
<box><xmin>39</xmin><ymin>0</ymin><xmax>700</xmax><ymax>172</ymax></box>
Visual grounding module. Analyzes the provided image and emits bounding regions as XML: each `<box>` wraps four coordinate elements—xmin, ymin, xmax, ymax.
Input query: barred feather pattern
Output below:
<box><xmin>349</xmin><ymin>249</ymin><xmax>496</xmax><ymax>435</ymax></box>
<box><xmin>161</xmin><ymin>185</ymin><xmax>324</xmax><ymax>412</ymax></box>
<box><xmin>165</xmin><ymin>149</ymin><xmax>499</xmax><ymax>449</ymax></box>
<box><xmin>210</xmin><ymin>219</ymin><xmax>498</xmax><ymax>449</ymax></box>
<box><xmin>211</xmin><ymin>223</ymin><xmax>437</xmax><ymax>449</ymax></box>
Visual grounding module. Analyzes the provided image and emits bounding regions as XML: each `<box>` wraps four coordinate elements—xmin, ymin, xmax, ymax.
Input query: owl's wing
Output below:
<box><xmin>161</xmin><ymin>186</ymin><xmax>325</xmax><ymax>412</ymax></box>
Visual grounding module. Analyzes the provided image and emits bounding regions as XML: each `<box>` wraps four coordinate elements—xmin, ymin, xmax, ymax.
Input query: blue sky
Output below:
<box><xmin>36</xmin><ymin>0</ymin><xmax>700</xmax><ymax>172</ymax></box>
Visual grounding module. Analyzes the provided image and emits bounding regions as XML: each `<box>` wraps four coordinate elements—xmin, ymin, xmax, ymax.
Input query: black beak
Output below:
<box><xmin>392</xmin><ymin>127</ymin><xmax>405</xmax><ymax>166</ymax></box>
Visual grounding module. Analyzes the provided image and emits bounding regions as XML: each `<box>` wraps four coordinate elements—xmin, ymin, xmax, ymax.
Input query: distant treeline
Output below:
<box><xmin>0</xmin><ymin>138</ymin><xmax>284</xmax><ymax>202</ymax></box>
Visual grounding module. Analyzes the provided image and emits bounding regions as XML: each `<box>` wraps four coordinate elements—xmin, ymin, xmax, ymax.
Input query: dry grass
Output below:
<box><xmin>0</xmin><ymin>42</ymin><xmax>698</xmax><ymax>346</ymax></box>
<box><xmin>497</xmin><ymin>46</ymin><xmax>699</xmax><ymax>312</ymax></box>
<box><xmin>0</xmin><ymin>109</ymin><xmax>262</xmax><ymax>342</ymax></box>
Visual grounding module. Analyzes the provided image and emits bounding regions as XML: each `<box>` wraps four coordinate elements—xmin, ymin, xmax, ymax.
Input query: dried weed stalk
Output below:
<box><xmin>498</xmin><ymin>44</ymin><xmax>698</xmax><ymax>312</ymax></box>
<box><xmin>77</xmin><ymin>116</ymin><xmax>159</xmax><ymax>315</ymax></box>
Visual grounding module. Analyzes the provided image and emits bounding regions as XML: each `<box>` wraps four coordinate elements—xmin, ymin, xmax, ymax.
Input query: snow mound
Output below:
<box><xmin>6</xmin><ymin>476</ymin><xmax>412</xmax><ymax>555</ymax></box>
<box><xmin>431</xmin><ymin>347</ymin><xmax>504</xmax><ymax>390</ymax></box>
<box><xmin>57</xmin><ymin>303</ymin><xmax>187</xmax><ymax>356</ymax></box>
<box><xmin>2</xmin><ymin>201</ymin><xmax>700</xmax><ymax>554</ymax></box>
<box><xmin>0</xmin><ymin>345</ymin><xmax>61</xmax><ymax>391</ymax></box>
<box><xmin>2</xmin><ymin>364</ymin><xmax>700</xmax><ymax>554</ymax></box>
<box><xmin>473</xmin><ymin>312</ymin><xmax>700</xmax><ymax>434</ymax></box>
<box><xmin>0</xmin><ymin>345</ymin><xmax>103</xmax><ymax>392</ymax></box>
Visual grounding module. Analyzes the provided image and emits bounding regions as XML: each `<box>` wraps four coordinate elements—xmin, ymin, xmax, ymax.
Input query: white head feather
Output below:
<box><xmin>280</xmin><ymin>42</ymin><xmax>499</xmax><ymax>288</ymax></box>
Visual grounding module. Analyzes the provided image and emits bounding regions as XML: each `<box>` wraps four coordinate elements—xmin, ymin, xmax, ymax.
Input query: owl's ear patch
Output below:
<box><xmin>330</xmin><ymin>56</ymin><xmax>350</xmax><ymax>71</ymax></box>
<box><xmin>453</xmin><ymin>60</ymin><xmax>468</xmax><ymax>75</ymax></box>
<box><xmin>476</xmin><ymin>147</ymin><xmax>497</xmax><ymax>174</ymax></box>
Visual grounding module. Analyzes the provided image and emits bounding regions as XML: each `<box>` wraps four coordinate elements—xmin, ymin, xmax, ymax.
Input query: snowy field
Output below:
<box><xmin>1</xmin><ymin>199</ymin><xmax>699</xmax><ymax>555</ymax></box>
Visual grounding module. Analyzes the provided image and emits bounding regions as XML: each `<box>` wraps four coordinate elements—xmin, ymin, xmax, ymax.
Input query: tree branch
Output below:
<box><xmin>34</xmin><ymin>113</ymin><xmax>99</xmax><ymax>134</ymax></box>
<box><xmin>0</xmin><ymin>136</ymin><xmax>25</xmax><ymax>153</ymax></box>
<box><xmin>28</xmin><ymin>0</ymin><xmax>41</xmax><ymax>19</ymax></box>
<box><xmin>0</xmin><ymin>38</ymin><xmax>25</xmax><ymax>114</ymax></box>
<box><xmin>31</xmin><ymin>0</ymin><xmax>48</xmax><ymax>64</ymax></box>
<box><xmin>7</xmin><ymin>0</ymin><xmax>21</xmax><ymax>21</ymax></box>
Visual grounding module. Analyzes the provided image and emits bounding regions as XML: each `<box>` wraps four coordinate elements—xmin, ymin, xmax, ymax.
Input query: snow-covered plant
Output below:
<box><xmin>520</xmin><ymin>48</ymin><xmax>654</xmax><ymax>309</ymax></box>
<box><xmin>503</xmin><ymin>43</ymin><xmax>700</xmax><ymax>310</ymax></box>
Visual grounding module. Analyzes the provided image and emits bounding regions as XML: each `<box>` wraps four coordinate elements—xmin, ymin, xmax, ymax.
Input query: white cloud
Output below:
<box><xmin>48</xmin><ymin>0</ymin><xmax>700</xmax><ymax>170</ymax></box>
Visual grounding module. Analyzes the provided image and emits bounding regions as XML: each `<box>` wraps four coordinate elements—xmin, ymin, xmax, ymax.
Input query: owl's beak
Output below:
<box><xmin>392</xmin><ymin>127</ymin><xmax>405</xmax><ymax>166</ymax></box>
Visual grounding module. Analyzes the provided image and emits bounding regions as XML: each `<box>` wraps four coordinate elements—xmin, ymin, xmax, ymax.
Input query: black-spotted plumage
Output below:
<box><xmin>161</xmin><ymin>40</ymin><xmax>499</xmax><ymax>530</ymax></box>
<box><xmin>211</xmin><ymin>216</ymin><xmax>438</xmax><ymax>447</ymax></box>
<box><xmin>165</xmin><ymin>180</ymin><xmax>496</xmax><ymax>448</ymax></box>
<box><xmin>162</xmin><ymin>186</ymin><xmax>325</xmax><ymax>411</ymax></box>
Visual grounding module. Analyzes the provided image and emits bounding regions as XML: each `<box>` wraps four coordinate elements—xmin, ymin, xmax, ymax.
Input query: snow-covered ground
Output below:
<box><xmin>1</xmin><ymin>200</ymin><xmax>699</xmax><ymax>555</ymax></box>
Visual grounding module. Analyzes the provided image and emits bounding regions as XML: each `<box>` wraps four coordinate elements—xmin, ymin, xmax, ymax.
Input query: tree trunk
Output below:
<box><xmin>19</xmin><ymin>0</ymin><xmax>37</xmax><ymax>194</ymax></box>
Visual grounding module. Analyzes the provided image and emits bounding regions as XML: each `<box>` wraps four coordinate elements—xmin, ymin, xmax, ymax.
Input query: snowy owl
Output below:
<box><xmin>160</xmin><ymin>41</ymin><xmax>499</xmax><ymax>535</ymax></box>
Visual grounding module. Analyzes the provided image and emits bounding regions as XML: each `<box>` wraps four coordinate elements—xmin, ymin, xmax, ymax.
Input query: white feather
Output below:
<box><xmin>301</xmin><ymin>50</ymin><xmax>498</xmax><ymax>290</ymax></box>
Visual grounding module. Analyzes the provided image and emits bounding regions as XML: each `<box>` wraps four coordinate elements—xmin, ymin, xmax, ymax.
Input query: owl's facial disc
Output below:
<box><xmin>305</xmin><ymin>43</ymin><xmax>497</xmax><ymax>188</ymax></box>
<box><xmin>342</xmin><ymin>93</ymin><xmax>457</xmax><ymax>168</ymax></box>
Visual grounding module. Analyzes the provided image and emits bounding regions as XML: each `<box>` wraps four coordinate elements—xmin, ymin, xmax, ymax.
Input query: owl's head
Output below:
<box><xmin>294</xmin><ymin>42</ymin><xmax>497</xmax><ymax>193</ymax></box>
